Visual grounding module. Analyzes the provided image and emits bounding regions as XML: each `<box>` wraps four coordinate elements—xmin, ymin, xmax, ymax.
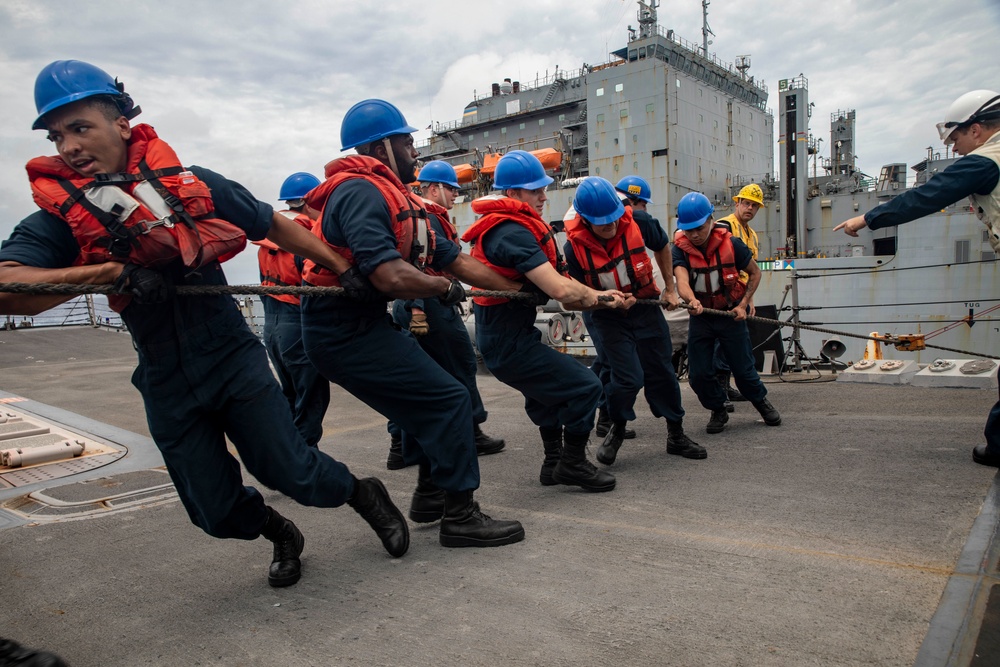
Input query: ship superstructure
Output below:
<box><xmin>418</xmin><ymin>0</ymin><xmax>997</xmax><ymax>366</ymax></box>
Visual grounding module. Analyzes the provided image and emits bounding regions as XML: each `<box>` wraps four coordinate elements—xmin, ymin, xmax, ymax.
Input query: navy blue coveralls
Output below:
<box><xmin>300</xmin><ymin>179</ymin><xmax>479</xmax><ymax>492</ymax></box>
<box><xmin>672</xmin><ymin>236</ymin><xmax>768</xmax><ymax>410</ymax></box>
<box><xmin>388</xmin><ymin>210</ymin><xmax>487</xmax><ymax>446</ymax></box>
<box><xmin>0</xmin><ymin>167</ymin><xmax>358</xmax><ymax>540</ymax></box>
<box><xmin>261</xmin><ymin>285</ymin><xmax>330</xmax><ymax>448</ymax></box>
<box><xmin>863</xmin><ymin>153</ymin><xmax>1000</xmax><ymax>455</ymax></box>
<box><xmin>565</xmin><ymin>212</ymin><xmax>685</xmax><ymax>425</ymax></box>
<box><xmin>474</xmin><ymin>222</ymin><xmax>602</xmax><ymax>437</ymax></box>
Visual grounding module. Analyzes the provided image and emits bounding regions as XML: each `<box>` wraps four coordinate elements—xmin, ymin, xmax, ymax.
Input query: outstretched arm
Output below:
<box><xmin>0</xmin><ymin>261</ymin><xmax>123</xmax><ymax>316</ymax></box>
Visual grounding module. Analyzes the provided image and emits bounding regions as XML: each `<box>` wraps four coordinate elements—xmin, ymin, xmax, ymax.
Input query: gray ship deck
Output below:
<box><xmin>1</xmin><ymin>326</ymin><xmax>998</xmax><ymax>666</ymax></box>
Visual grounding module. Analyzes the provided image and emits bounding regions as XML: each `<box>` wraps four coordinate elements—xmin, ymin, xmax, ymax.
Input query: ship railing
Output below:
<box><xmin>2</xmin><ymin>295</ymin><xmax>123</xmax><ymax>331</ymax></box>
<box><xmin>652</xmin><ymin>25</ymin><xmax>769</xmax><ymax>95</ymax></box>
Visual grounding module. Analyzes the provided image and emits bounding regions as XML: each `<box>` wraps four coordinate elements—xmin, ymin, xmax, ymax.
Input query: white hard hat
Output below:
<box><xmin>936</xmin><ymin>90</ymin><xmax>1000</xmax><ymax>145</ymax></box>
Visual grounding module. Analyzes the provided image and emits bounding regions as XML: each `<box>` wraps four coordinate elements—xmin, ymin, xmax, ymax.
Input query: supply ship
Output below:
<box><xmin>415</xmin><ymin>0</ymin><xmax>997</xmax><ymax>367</ymax></box>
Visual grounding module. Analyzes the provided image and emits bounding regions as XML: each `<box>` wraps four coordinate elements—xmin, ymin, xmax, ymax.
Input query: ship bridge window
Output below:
<box><xmin>596</xmin><ymin>88</ymin><xmax>605</xmax><ymax>97</ymax></box>
<box><xmin>638</xmin><ymin>47</ymin><xmax>646</xmax><ymax>58</ymax></box>
<box><xmin>615</xmin><ymin>83</ymin><xmax>624</xmax><ymax>92</ymax></box>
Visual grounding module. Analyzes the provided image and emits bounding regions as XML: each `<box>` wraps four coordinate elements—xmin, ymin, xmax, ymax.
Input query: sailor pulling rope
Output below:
<box><xmin>0</xmin><ymin>282</ymin><xmax>994</xmax><ymax>360</ymax></box>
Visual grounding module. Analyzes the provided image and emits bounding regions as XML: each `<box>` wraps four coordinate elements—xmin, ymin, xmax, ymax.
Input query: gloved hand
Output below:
<box><xmin>517</xmin><ymin>282</ymin><xmax>551</xmax><ymax>306</ymax></box>
<box><xmin>339</xmin><ymin>266</ymin><xmax>382</xmax><ymax>302</ymax></box>
<box><xmin>114</xmin><ymin>263</ymin><xmax>174</xmax><ymax>304</ymax></box>
<box><xmin>408</xmin><ymin>310</ymin><xmax>429</xmax><ymax>336</ymax></box>
<box><xmin>438</xmin><ymin>279</ymin><xmax>466</xmax><ymax>307</ymax></box>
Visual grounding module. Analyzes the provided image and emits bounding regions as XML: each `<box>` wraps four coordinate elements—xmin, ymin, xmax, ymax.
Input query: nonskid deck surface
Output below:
<box><xmin>0</xmin><ymin>326</ymin><xmax>997</xmax><ymax>666</ymax></box>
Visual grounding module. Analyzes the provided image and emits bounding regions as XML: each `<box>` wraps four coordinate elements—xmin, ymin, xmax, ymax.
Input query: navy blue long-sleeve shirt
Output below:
<box><xmin>864</xmin><ymin>154</ymin><xmax>999</xmax><ymax>230</ymax></box>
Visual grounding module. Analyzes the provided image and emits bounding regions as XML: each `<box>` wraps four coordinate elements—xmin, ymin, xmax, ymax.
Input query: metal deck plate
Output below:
<box><xmin>0</xmin><ymin>407</ymin><xmax>124</xmax><ymax>487</ymax></box>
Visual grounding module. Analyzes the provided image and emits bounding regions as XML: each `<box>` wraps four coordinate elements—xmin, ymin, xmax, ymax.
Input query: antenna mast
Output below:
<box><xmin>636</xmin><ymin>0</ymin><xmax>659</xmax><ymax>39</ymax></box>
<box><xmin>701</xmin><ymin>0</ymin><xmax>715</xmax><ymax>54</ymax></box>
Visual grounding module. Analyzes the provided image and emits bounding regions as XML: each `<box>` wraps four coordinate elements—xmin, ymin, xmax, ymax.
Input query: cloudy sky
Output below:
<box><xmin>1</xmin><ymin>0</ymin><xmax>998</xmax><ymax>284</ymax></box>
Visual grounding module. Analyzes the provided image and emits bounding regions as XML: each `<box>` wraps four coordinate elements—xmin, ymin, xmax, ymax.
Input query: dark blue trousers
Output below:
<box><xmin>262</xmin><ymin>297</ymin><xmax>330</xmax><ymax>448</ymax></box>
<box><xmin>391</xmin><ymin>298</ymin><xmax>486</xmax><ymax>424</ymax></box>
<box><xmin>131</xmin><ymin>305</ymin><xmax>355</xmax><ymax>540</ymax></box>
<box><xmin>475</xmin><ymin>304</ymin><xmax>601</xmax><ymax>435</ymax></box>
<box><xmin>986</xmin><ymin>385</ymin><xmax>1000</xmax><ymax>455</ymax></box>
<box><xmin>583</xmin><ymin>310</ymin><xmax>611</xmax><ymax>412</ymax></box>
<box><xmin>591</xmin><ymin>305</ymin><xmax>685</xmax><ymax>423</ymax></box>
<box><xmin>686</xmin><ymin>312</ymin><xmax>767</xmax><ymax>410</ymax></box>
<box><xmin>302</xmin><ymin>303</ymin><xmax>479</xmax><ymax>492</ymax></box>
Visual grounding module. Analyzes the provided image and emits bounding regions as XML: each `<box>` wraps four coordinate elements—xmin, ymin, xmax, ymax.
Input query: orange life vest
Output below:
<box><xmin>252</xmin><ymin>211</ymin><xmax>312</xmax><ymax>306</ymax></box>
<box><xmin>461</xmin><ymin>195</ymin><xmax>566</xmax><ymax>306</ymax></box>
<box><xmin>26</xmin><ymin>123</ymin><xmax>247</xmax><ymax>312</ymax></box>
<box><xmin>422</xmin><ymin>198</ymin><xmax>457</xmax><ymax>278</ymax></box>
<box><xmin>673</xmin><ymin>226</ymin><xmax>747</xmax><ymax>310</ymax></box>
<box><xmin>564</xmin><ymin>207</ymin><xmax>659</xmax><ymax>298</ymax></box>
<box><xmin>300</xmin><ymin>155</ymin><xmax>432</xmax><ymax>288</ymax></box>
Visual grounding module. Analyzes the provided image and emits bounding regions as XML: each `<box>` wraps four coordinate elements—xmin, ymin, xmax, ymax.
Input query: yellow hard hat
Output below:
<box><xmin>733</xmin><ymin>183</ymin><xmax>764</xmax><ymax>206</ymax></box>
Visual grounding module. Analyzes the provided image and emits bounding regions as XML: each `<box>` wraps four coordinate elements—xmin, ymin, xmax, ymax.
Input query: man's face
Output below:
<box><xmin>587</xmin><ymin>219</ymin><xmax>619</xmax><ymax>240</ymax></box>
<box><xmin>734</xmin><ymin>198</ymin><xmax>761</xmax><ymax>225</ymax></box>
<box><xmin>509</xmin><ymin>187</ymin><xmax>547</xmax><ymax>215</ymax></box>
<box><xmin>44</xmin><ymin>100</ymin><xmax>131</xmax><ymax>176</ymax></box>
<box><xmin>388</xmin><ymin>134</ymin><xmax>419</xmax><ymax>183</ymax></box>
<box><xmin>428</xmin><ymin>182</ymin><xmax>458</xmax><ymax>210</ymax></box>
<box><xmin>681</xmin><ymin>217</ymin><xmax>715</xmax><ymax>247</ymax></box>
<box><xmin>949</xmin><ymin>124</ymin><xmax>980</xmax><ymax>156</ymax></box>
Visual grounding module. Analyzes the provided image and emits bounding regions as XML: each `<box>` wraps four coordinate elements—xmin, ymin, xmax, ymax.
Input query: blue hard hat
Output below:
<box><xmin>676</xmin><ymin>193</ymin><xmax>714</xmax><ymax>230</ymax></box>
<box><xmin>573</xmin><ymin>177</ymin><xmax>625</xmax><ymax>226</ymax></box>
<box><xmin>32</xmin><ymin>60</ymin><xmax>139</xmax><ymax>131</ymax></box>
<box><xmin>417</xmin><ymin>160</ymin><xmax>460</xmax><ymax>188</ymax></box>
<box><xmin>278</xmin><ymin>172</ymin><xmax>321</xmax><ymax>201</ymax></box>
<box><xmin>493</xmin><ymin>150</ymin><xmax>554</xmax><ymax>190</ymax></box>
<box><xmin>615</xmin><ymin>175</ymin><xmax>652</xmax><ymax>203</ymax></box>
<box><xmin>340</xmin><ymin>99</ymin><xmax>417</xmax><ymax>151</ymax></box>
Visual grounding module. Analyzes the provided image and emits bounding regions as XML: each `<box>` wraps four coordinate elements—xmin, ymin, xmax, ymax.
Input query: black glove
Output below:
<box><xmin>517</xmin><ymin>282</ymin><xmax>551</xmax><ymax>306</ymax></box>
<box><xmin>114</xmin><ymin>263</ymin><xmax>174</xmax><ymax>304</ymax></box>
<box><xmin>438</xmin><ymin>279</ymin><xmax>466</xmax><ymax>307</ymax></box>
<box><xmin>339</xmin><ymin>266</ymin><xmax>382</xmax><ymax>302</ymax></box>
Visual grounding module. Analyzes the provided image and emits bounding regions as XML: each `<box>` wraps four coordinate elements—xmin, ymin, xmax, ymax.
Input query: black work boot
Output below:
<box><xmin>752</xmin><ymin>398</ymin><xmax>782</xmax><ymax>426</ymax></box>
<box><xmin>409</xmin><ymin>460</ymin><xmax>445</xmax><ymax>523</ymax></box>
<box><xmin>723</xmin><ymin>398</ymin><xmax>735</xmax><ymax>413</ymax></box>
<box><xmin>596</xmin><ymin>420</ymin><xmax>627</xmax><ymax>465</ymax></box>
<box><xmin>667</xmin><ymin>420</ymin><xmax>707</xmax><ymax>459</ymax></box>
<box><xmin>347</xmin><ymin>477</ymin><xmax>410</xmax><ymax>558</ymax></box>
<box><xmin>439</xmin><ymin>490</ymin><xmax>525</xmax><ymax>548</ymax></box>
<box><xmin>386</xmin><ymin>432</ymin><xmax>409</xmax><ymax>470</ymax></box>
<box><xmin>260</xmin><ymin>506</ymin><xmax>305</xmax><ymax>588</ymax></box>
<box><xmin>0</xmin><ymin>639</ymin><xmax>68</xmax><ymax>667</ymax></box>
<box><xmin>473</xmin><ymin>424</ymin><xmax>506</xmax><ymax>456</ymax></box>
<box><xmin>596</xmin><ymin>408</ymin><xmax>636</xmax><ymax>439</ymax></box>
<box><xmin>539</xmin><ymin>427</ymin><xmax>562</xmax><ymax>486</ymax></box>
<box><xmin>552</xmin><ymin>432</ymin><xmax>616</xmax><ymax>492</ymax></box>
<box><xmin>718</xmin><ymin>371</ymin><xmax>746</xmax><ymax>402</ymax></box>
<box><xmin>706</xmin><ymin>408</ymin><xmax>729</xmax><ymax>434</ymax></box>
